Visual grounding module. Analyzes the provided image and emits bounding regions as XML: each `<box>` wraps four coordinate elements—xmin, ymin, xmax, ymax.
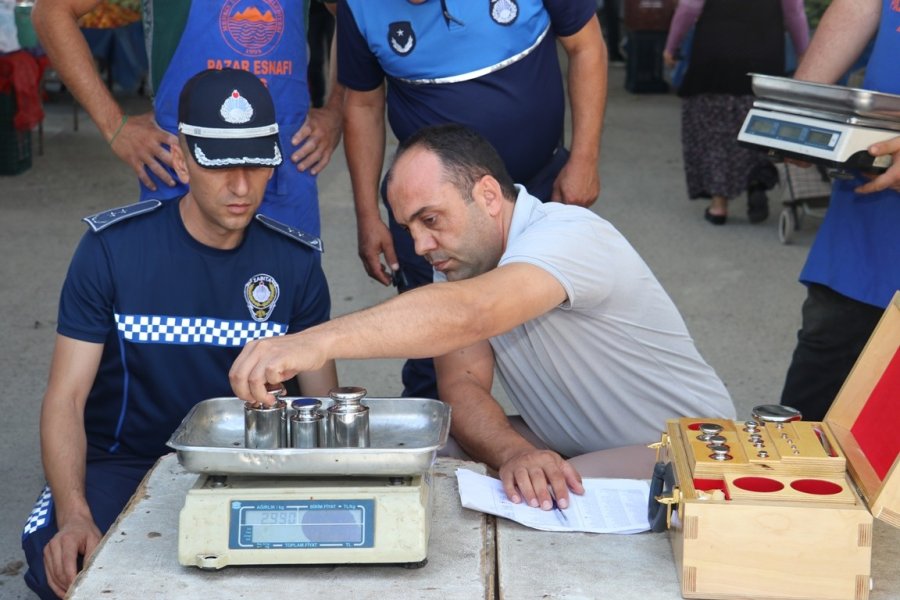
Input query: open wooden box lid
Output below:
<box><xmin>825</xmin><ymin>291</ymin><xmax>900</xmax><ymax>527</ymax></box>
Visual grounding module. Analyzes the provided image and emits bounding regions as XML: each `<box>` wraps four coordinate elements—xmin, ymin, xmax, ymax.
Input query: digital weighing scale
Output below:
<box><xmin>738</xmin><ymin>73</ymin><xmax>900</xmax><ymax>173</ymax></box>
<box><xmin>166</xmin><ymin>397</ymin><xmax>450</xmax><ymax>570</ymax></box>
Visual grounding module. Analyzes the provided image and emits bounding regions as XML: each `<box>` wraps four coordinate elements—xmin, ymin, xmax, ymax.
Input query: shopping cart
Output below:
<box><xmin>776</xmin><ymin>161</ymin><xmax>832</xmax><ymax>244</ymax></box>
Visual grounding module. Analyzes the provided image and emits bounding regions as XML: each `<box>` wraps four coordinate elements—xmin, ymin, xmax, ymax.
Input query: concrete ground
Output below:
<box><xmin>0</xmin><ymin>66</ymin><xmax>817</xmax><ymax>599</ymax></box>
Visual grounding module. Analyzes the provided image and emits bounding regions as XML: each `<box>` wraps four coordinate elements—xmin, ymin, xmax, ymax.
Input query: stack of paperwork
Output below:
<box><xmin>456</xmin><ymin>468</ymin><xmax>651</xmax><ymax>534</ymax></box>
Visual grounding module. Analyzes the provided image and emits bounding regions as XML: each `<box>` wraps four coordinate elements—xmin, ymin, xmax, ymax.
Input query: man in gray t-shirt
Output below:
<box><xmin>459</xmin><ymin>185</ymin><xmax>734</xmax><ymax>457</ymax></box>
<box><xmin>230</xmin><ymin>124</ymin><xmax>735</xmax><ymax>513</ymax></box>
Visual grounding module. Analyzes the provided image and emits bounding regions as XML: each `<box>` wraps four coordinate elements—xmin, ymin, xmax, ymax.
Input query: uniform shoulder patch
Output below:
<box><xmin>82</xmin><ymin>200</ymin><xmax>163</xmax><ymax>232</ymax></box>
<box><xmin>255</xmin><ymin>214</ymin><xmax>324</xmax><ymax>252</ymax></box>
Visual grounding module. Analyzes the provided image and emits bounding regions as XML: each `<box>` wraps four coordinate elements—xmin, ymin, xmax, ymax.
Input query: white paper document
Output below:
<box><xmin>456</xmin><ymin>468</ymin><xmax>651</xmax><ymax>534</ymax></box>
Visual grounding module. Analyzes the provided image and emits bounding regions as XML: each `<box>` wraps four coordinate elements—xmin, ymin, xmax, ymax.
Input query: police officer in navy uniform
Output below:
<box><xmin>21</xmin><ymin>69</ymin><xmax>337</xmax><ymax>600</ymax></box>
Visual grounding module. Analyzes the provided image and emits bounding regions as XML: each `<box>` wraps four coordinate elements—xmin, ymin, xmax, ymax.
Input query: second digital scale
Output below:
<box><xmin>738</xmin><ymin>73</ymin><xmax>900</xmax><ymax>174</ymax></box>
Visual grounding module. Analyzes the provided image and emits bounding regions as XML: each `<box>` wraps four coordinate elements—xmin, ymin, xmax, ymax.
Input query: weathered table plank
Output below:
<box><xmin>69</xmin><ymin>455</ymin><xmax>493</xmax><ymax>600</ymax></box>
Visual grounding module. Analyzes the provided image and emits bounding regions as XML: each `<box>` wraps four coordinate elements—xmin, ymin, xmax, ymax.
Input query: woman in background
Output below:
<box><xmin>664</xmin><ymin>0</ymin><xmax>809</xmax><ymax>225</ymax></box>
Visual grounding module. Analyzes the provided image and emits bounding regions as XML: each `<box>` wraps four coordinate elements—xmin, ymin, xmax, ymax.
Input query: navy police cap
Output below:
<box><xmin>177</xmin><ymin>68</ymin><xmax>283</xmax><ymax>169</ymax></box>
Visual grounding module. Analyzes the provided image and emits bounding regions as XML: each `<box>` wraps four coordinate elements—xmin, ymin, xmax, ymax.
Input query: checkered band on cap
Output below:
<box><xmin>23</xmin><ymin>486</ymin><xmax>53</xmax><ymax>538</ymax></box>
<box><xmin>115</xmin><ymin>314</ymin><xmax>286</xmax><ymax>347</ymax></box>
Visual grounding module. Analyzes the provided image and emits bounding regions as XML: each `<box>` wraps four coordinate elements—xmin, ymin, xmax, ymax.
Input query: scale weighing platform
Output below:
<box><xmin>738</xmin><ymin>73</ymin><xmax>900</xmax><ymax>173</ymax></box>
<box><xmin>166</xmin><ymin>397</ymin><xmax>450</xmax><ymax>570</ymax></box>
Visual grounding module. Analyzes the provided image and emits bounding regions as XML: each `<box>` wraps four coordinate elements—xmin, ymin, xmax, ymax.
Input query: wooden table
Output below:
<box><xmin>68</xmin><ymin>454</ymin><xmax>900</xmax><ymax>600</ymax></box>
<box><xmin>496</xmin><ymin>518</ymin><xmax>900</xmax><ymax>599</ymax></box>
<box><xmin>68</xmin><ymin>455</ymin><xmax>495</xmax><ymax>600</ymax></box>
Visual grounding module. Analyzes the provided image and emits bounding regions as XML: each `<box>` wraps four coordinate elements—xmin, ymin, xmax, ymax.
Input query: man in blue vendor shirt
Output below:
<box><xmin>780</xmin><ymin>0</ymin><xmax>900</xmax><ymax>421</ymax></box>
<box><xmin>20</xmin><ymin>69</ymin><xmax>338</xmax><ymax>600</ymax></box>
<box><xmin>337</xmin><ymin>0</ymin><xmax>609</xmax><ymax>399</ymax></box>
<box><xmin>32</xmin><ymin>0</ymin><xmax>342</xmax><ymax>236</ymax></box>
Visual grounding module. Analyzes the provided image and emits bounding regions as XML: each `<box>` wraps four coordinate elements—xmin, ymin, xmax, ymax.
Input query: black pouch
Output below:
<box><xmin>647</xmin><ymin>460</ymin><xmax>676</xmax><ymax>533</ymax></box>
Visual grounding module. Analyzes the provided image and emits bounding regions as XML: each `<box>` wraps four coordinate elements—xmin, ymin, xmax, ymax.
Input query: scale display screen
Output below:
<box><xmin>807</xmin><ymin>130</ymin><xmax>834</xmax><ymax>146</ymax></box>
<box><xmin>748</xmin><ymin>118</ymin><xmax>777</xmax><ymax>135</ymax></box>
<box><xmin>229</xmin><ymin>499</ymin><xmax>375</xmax><ymax>550</ymax></box>
<box><xmin>778</xmin><ymin>123</ymin><xmax>804</xmax><ymax>141</ymax></box>
<box><xmin>745</xmin><ymin>116</ymin><xmax>839</xmax><ymax>149</ymax></box>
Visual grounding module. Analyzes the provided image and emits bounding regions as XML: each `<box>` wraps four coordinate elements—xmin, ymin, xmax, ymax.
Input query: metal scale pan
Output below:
<box><xmin>750</xmin><ymin>73</ymin><xmax>900</xmax><ymax>121</ymax></box>
<box><xmin>167</xmin><ymin>396</ymin><xmax>451</xmax><ymax>477</ymax></box>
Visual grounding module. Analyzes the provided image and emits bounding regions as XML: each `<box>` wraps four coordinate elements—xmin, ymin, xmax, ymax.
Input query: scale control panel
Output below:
<box><xmin>738</xmin><ymin>107</ymin><xmax>896</xmax><ymax>172</ymax></box>
<box><xmin>744</xmin><ymin>114</ymin><xmax>841</xmax><ymax>150</ymax></box>
<box><xmin>230</xmin><ymin>499</ymin><xmax>375</xmax><ymax>550</ymax></box>
<box><xmin>178</xmin><ymin>474</ymin><xmax>432</xmax><ymax>569</ymax></box>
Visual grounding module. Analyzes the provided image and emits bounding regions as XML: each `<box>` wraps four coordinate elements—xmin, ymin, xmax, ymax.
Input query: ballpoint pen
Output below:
<box><xmin>550</xmin><ymin>494</ymin><xmax>570</xmax><ymax>526</ymax></box>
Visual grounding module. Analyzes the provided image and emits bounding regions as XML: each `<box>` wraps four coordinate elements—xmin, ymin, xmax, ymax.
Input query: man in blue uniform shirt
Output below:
<box><xmin>337</xmin><ymin>0</ymin><xmax>608</xmax><ymax>399</ymax></box>
<box><xmin>21</xmin><ymin>69</ymin><xmax>338</xmax><ymax>600</ymax></box>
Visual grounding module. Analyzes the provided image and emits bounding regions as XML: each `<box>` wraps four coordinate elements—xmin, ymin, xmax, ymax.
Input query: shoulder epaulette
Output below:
<box><xmin>255</xmin><ymin>214</ymin><xmax>324</xmax><ymax>252</ymax></box>
<box><xmin>82</xmin><ymin>200</ymin><xmax>163</xmax><ymax>232</ymax></box>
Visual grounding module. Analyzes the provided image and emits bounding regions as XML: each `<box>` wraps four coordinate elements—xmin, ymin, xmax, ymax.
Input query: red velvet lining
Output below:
<box><xmin>849</xmin><ymin>345</ymin><xmax>900</xmax><ymax>480</ymax></box>
<box><xmin>732</xmin><ymin>477</ymin><xmax>785</xmax><ymax>493</ymax></box>
<box><xmin>693</xmin><ymin>478</ymin><xmax>731</xmax><ymax>500</ymax></box>
<box><xmin>790</xmin><ymin>479</ymin><xmax>843</xmax><ymax>495</ymax></box>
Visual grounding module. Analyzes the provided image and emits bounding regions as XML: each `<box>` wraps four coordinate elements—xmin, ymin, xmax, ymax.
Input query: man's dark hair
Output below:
<box><xmin>386</xmin><ymin>124</ymin><xmax>518</xmax><ymax>202</ymax></box>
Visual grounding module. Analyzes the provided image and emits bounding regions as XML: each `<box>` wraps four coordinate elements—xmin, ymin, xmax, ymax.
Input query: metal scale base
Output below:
<box><xmin>177</xmin><ymin>471</ymin><xmax>433</xmax><ymax>569</ymax></box>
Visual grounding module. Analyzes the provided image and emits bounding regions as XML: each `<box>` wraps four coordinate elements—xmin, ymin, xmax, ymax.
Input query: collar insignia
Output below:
<box><xmin>82</xmin><ymin>200</ymin><xmax>162</xmax><ymax>232</ymax></box>
<box><xmin>255</xmin><ymin>214</ymin><xmax>324</xmax><ymax>252</ymax></box>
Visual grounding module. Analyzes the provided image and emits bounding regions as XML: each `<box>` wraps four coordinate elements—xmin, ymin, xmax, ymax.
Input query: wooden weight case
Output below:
<box><xmin>654</xmin><ymin>292</ymin><xmax>900</xmax><ymax>600</ymax></box>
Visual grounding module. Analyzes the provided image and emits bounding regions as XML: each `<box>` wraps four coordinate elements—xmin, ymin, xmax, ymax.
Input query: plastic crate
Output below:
<box><xmin>0</xmin><ymin>92</ymin><xmax>33</xmax><ymax>176</ymax></box>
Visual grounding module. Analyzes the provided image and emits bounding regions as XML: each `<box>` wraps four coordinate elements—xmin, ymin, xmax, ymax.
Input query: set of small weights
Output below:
<box><xmin>696</xmin><ymin>417</ymin><xmax>803</xmax><ymax>461</ymax></box>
